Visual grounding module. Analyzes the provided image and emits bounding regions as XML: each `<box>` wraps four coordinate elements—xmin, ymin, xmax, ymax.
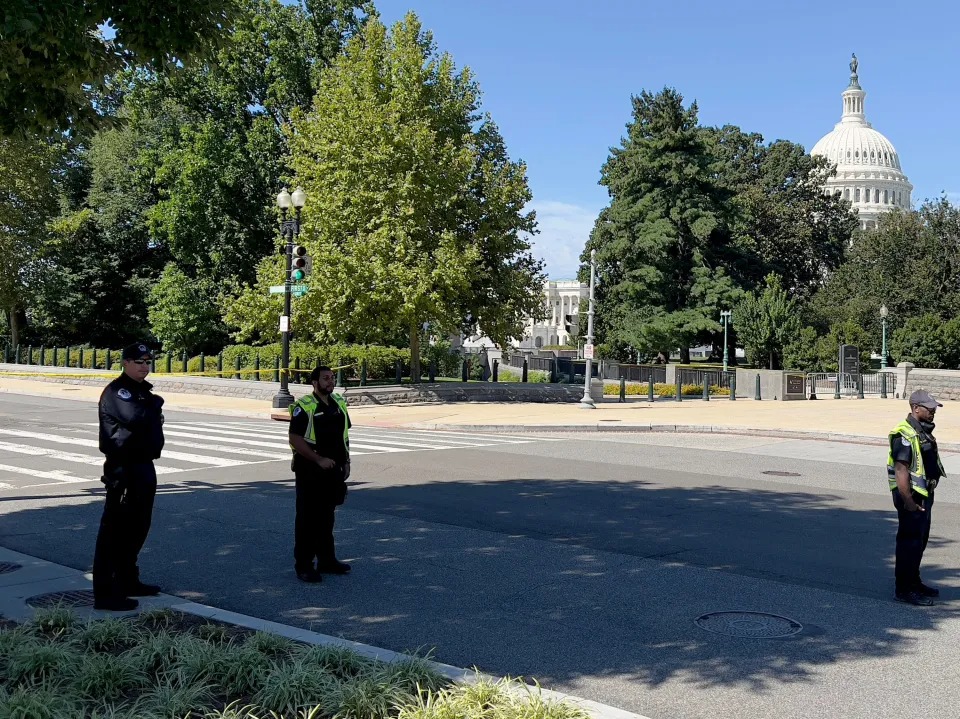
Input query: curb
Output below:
<box><xmin>0</xmin><ymin>546</ymin><xmax>649</xmax><ymax>719</ymax></box>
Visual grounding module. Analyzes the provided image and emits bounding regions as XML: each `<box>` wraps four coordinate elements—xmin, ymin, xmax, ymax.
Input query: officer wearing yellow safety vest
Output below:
<box><xmin>888</xmin><ymin>390</ymin><xmax>946</xmax><ymax>606</ymax></box>
<box><xmin>288</xmin><ymin>365</ymin><xmax>352</xmax><ymax>583</ymax></box>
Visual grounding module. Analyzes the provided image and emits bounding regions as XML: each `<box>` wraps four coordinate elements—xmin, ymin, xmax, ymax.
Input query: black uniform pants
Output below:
<box><xmin>893</xmin><ymin>489</ymin><xmax>934</xmax><ymax>593</ymax></box>
<box><xmin>294</xmin><ymin>467</ymin><xmax>346</xmax><ymax>572</ymax></box>
<box><xmin>92</xmin><ymin>462</ymin><xmax>157</xmax><ymax>599</ymax></box>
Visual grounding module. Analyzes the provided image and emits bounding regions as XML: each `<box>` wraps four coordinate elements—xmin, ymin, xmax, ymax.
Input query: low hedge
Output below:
<box><xmin>604</xmin><ymin>382</ymin><xmax>731</xmax><ymax>397</ymax></box>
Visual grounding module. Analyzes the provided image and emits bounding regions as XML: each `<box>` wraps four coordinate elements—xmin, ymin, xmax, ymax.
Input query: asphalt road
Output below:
<box><xmin>2</xmin><ymin>392</ymin><xmax>960</xmax><ymax>719</ymax></box>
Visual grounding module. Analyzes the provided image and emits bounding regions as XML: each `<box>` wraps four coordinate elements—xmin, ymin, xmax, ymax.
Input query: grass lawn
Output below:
<box><xmin>0</xmin><ymin>608</ymin><xmax>589</xmax><ymax>719</ymax></box>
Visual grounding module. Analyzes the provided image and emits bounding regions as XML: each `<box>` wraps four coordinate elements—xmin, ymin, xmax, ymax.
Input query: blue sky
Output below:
<box><xmin>376</xmin><ymin>0</ymin><xmax>960</xmax><ymax>279</ymax></box>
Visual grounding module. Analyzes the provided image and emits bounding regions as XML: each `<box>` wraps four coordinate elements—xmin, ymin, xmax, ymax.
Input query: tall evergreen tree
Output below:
<box><xmin>585</xmin><ymin>88</ymin><xmax>741</xmax><ymax>362</ymax></box>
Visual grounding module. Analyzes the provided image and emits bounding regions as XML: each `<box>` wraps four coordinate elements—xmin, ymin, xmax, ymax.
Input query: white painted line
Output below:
<box><xmin>0</xmin><ymin>427</ymin><xmax>248</xmax><ymax>467</ymax></box>
<box><xmin>164</xmin><ymin>423</ymin><xmax>285</xmax><ymax>440</ymax></box>
<box><xmin>0</xmin><ymin>439</ymin><xmax>174</xmax><ymax>473</ymax></box>
<box><xmin>347</xmin><ymin>442</ymin><xmax>410</xmax><ymax>453</ymax></box>
<box><xmin>161</xmin><ymin>429</ymin><xmax>288</xmax><ymax>450</ymax></box>
<box><xmin>0</xmin><ymin>463</ymin><xmax>91</xmax><ymax>483</ymax></box>
<box><xmin>355</xmin><ymin>430</ymin><xmax>514</xmax><ymax>447</ymax></box>
<box><xmin>401</xmin><ymin>429</ymin><xmax>561</xmax><ymax>442</ymax></box>
<box><xmin>163</xmin><ymin>438</ymin><xmax>288</xmax><ymax>460</ymax></box>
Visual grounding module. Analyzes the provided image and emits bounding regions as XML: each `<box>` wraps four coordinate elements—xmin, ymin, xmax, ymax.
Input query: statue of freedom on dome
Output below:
<box><xmin>850</xmin><ymin>53</ymin><xmax>858</xmax><ymax>76</ymax></box>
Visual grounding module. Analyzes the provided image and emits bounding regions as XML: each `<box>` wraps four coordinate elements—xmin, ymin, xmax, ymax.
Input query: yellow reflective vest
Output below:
<box><xmin>288</xmin><ymin>392</ymin><xmax>350</xmax><ymax>457</ymax></box>
<box><xmin>887</xmin><ymin>419</ymin><xmax>945</xmax><ymax>497</ymax></box>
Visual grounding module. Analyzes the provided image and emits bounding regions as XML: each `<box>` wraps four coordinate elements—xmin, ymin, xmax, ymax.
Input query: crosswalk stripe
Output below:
<box><xmin>401</xmin><ymin>429</ymin><xmax>556</xmax><ymax>442</ymax></box>
<box><xmin>162</xmin><ymin>438</ymin><xmax>287</xmax><ymax>460</ymax></box>
<box><xmin>347</xmin><ymin>442</ymin><xmax>409</xmax><ymax>453</ymax></box>
<box><xmin>0</xmin><ymin>463</ymin><xmax>91</xmax><ymax>483</ymax></box>
<box><xmin>0</xmin><ymin>428</ymin><xmax>248</xmax><ymax>467</ymax></box>
<box><xmin>161</xmin><ymin>428</ymin><xmax>288</xmax><ymax>450</ymax></box>
<box><xmin>355</xmin><ymin>430</ymin><xmax>508</xmax><ymax>447</ymax></box>
<box><xmin>164</xmin><ymin>424</ymin><xmax>287</xmax><ymax>441</ymax></box>
<box><xmin>0</xmin><ymin>439</ymin><xmax>177</xmax><ymax>474</ymax></box>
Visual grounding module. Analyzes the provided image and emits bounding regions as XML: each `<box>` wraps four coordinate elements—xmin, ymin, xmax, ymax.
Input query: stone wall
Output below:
<box><xmin>900</xmin><ymin>364</ymin><xmax>960</xmax><ymax>401</ymax></box>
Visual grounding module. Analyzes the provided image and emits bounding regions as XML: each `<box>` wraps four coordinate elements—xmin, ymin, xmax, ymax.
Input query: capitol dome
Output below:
<box><xmin>810</xmin><ymin>54</ymin><xmax>912</xmax><ymax>229</ymax></box>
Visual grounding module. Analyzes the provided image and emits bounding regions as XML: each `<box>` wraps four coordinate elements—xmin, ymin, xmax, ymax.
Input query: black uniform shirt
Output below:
<box><xmin>891</xmin><ymin>415</ymin><xmax>942</xmax><ymax>483</ymax></box>
<box><xmin>289</xmin><ymin>394</ymin><xmax>349</xmax><ymax>470</ymax></box>
<box><xmin>98</xmin><ymin>373</ymin><xmax>165</xmax><ymax>462</ymax></box>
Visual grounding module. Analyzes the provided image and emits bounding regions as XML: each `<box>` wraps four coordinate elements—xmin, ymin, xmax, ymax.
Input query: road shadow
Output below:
<box><xmin>2</xmin><ymin>471</ymin><xmax>959</xmax><ymax>699</ymax></box>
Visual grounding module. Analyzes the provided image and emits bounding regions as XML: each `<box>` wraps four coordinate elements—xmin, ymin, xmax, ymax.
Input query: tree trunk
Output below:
<box><xmin>680</xmin><ymin>346</ymin><xmax>690</xmax><ymax>364</ymax></box>
<box><xmin>409</xmin><ymin>323</ymin><xmax>421</xmax><ymax>383</ymax></box>
<box><xmin>9</xmin><ymin>306</ymin><xmax>20</xmax><ymax>349</ymax></box>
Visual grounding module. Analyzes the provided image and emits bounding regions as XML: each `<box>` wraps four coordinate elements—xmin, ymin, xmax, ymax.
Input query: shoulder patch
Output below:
<box><xmin>117</xmin><ymin>388</ymin><xmax>132</xmax><ymax>400</ymax></box>
<box><xmin>901</xmin><ymin>437</ymin><xmax>911</xmax><ymax>447</ymax></box>
<box><xmin>293</xmin><ymin>406</ymin><xmax>303</xmax><ymax>416</ymax></box>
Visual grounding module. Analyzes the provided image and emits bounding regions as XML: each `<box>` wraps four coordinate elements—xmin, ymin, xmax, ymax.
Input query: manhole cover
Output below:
<box><xmin>762</xmin><ymin>470</ymin><xmax>802</xmax><ymax>477</ymax></box>
<box><xmin>0</xmin><ymin>562</ymin><xmax>22</xmax><ymax>575</ymax></box>
<box><xmin>25</xmin><ymin>590</ymin><xmax>96</xmax><ymax>609</ymax></box>
<box><xmin>695</xmin><ymin>611</ymin><xmax>802</xmax><ymax>639</ymax></box>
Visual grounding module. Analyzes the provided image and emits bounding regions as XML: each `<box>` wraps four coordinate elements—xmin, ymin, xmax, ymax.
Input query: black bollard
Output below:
<box><xmin>106</xmin><ymin>349</ymin><xmax>112</xmax><ymax>370</ymax></box>
<box><xmin>857</xmin><ymin>374</ymin><xmax>864</xmax><ymax>399</ymax></box>
<box><xmin>429</xmin><ymin>360</ymin><xmax>436</xmax><ymax>382</ymax></box>
<box><xmin>460</xmin><ymin>358</ymin><xmax>469</xmax><ymax>382</ymax></box>
<box><xmin>834</xmin><ymin>375</ymin><xmax>841</xmax><ymax>400</ymax></box>
<box><xmin>254</xmin><ymin>354</ymin><xmax>261</xmax><ymax>381</ymax></box>
<box><xmin>620</xmin><ymin>376</ymin><xmax>626</xmax><ymax>403</ymax></box>
<box><xmin>881</xmin><ymin>372</ymin><xmax>888</xmax><ymax>399</ymax></box>
<box><xmin>52</xmin><ymin>347</ymin><xmax>58</xmax><ymax>366</ymax></box>
<box><xmin>150</xmin><ymin>355</ymin><xmax>156</xmax><ymax>373</ymax></box>
<box><xmin>235</xmin><ymin>355</ymin><xmax>242</xmax><ymax>380</ymax></box>
<box><xmin>199</xmin><ymin>352</ymin><xmax>205</xmax><ymax>375</ymax></box>
<box><xmin>703</xmin><ymin>381</ymin><xmax>709</xmax><ymax>401</ymax></box>
<box><xmin>754</xmin><ymin>373</ymin><xmax>761</xmax><ymax>400</ymax></box>
<box><xmin>522</xmin><ymin>359</ymin><xmax>528</xmax><ymax>383</ymax></box>
<box><xmin>396</xmin><ymin>359</ymin><xmax>403</xmax><ymax>385</ymax></box>
<box><xmin>40</xmin><ymin>346</ymin><xmax>45</xmax><ymax>366</ymax></box>
<box><xmin>274</xmin><ymin>357</ymin><xmax>280</xmax><ymax>383</ymax></box>
<box><xmin>730</xmin><ymin>372</ymin><xmax>736</xmax><ymax>401</ymax></box>
<box><xmin>293</xmin><ymin>357</ymin><xmax>300</xmax><ymax>383</ymax></box>
<box><xmin>648</xmin><ymin>376</ymin><xmax>654</xmax><ymax>402</ymax></box>
<box><xmin>218</xmin><ymin>352</ymin><xmax>224</xmax><ymax>378</ymax></box>
<box><xmin>78</xmin><ymin>347</ymin><xmax>84</xmax><ymax>368</ymax></box>
<box><xmin>182</xmin><ymin>351</ymin><xmax>188</xmax><ymax>373</ymax></box>
<box><xmin>492</xmin><ymin>359</ymin><xmax>498</xmax><ymax>383</ymax></box>
<box><xmin>336</xmin><ymin>367</ymin><xmax>343</xmax><ymax>386</ymax></box>
<box><xmin>360</xmin><ymin>359</ymin><xmax>368</xmax><ymax>386</ymax></box>
<box><xmin>809</xmin><ymin>374</ymin><xmax>817</xmax><ymax>400</ymax></box>
<box><xmin>91</xmin><ymin>348</ymin><xmax>96</xmax><ymax>369</ymax></box>
<box><xmin>14</xmin><ymin>344</ymin><xmax>20</xmax><ymax>364</ymax></box>
<box><xmin>166</xmin><ymin>353</ymin><xmax>172</xmax><ymax>373</ymax></box>
<box><xmin>675</xmin><ymin>374</ymin><xmax>682</xmax><ymax>402</ymax></box>
<box><xmin>64</xmin><ymin>346</ymin><xmax>69</xmax><ymax>367</ymax></box>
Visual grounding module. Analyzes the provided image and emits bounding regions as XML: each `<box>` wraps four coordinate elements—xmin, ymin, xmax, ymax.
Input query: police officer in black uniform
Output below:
<box><xmin>92</xmin><ymin>342</ymin><xmax>165</xmax><ymax>611</ymax></box>
<box><xmin>889</xmin><ymin>390</ymin><xmax>946</xmax><ymax>606</ymax></box>
<box><xmin>288</xmin><ymin>365</ymin><xmax>352</xmax><ymax>583</ymax></box>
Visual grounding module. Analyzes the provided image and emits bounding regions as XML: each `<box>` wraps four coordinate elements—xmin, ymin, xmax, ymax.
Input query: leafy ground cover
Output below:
<box><xmin>0</xmin><ymin>608</ymin><xmax>589</xmax><ymax>719</ymax></box>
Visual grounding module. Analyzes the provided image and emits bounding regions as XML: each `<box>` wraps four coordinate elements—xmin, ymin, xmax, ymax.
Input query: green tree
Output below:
<box><xmin>275</xmin><ymin>13</ymin><xmax>542</xmax><ymax>378</ymax></box>
<box><xmin>733</xmin><ymin>274</ymin><xmax>801</xmax><ymax>369</ymax></box>
<box><xmin>148</xmin><ymin>264</ymin><xmax>226</xmax><ymax>353</ymax></box>
<box><xmin>811</xmin><ymin>198</ymin><xmax>960</xmax><ymax>338</ymax></box>
<box><xmin>889</xmin><ymin>314</ymin><xmax>960</xmax><ymax>369</ymax></box>
<box><xmin>783</xmin><ymin>326</ymin><xmax>821</xmax><ymax>371</ymax></box>
<box><xmin>584</xmin><ymin>88</ymin><xmax>741</xmax><ymax>362</ymax></box>
<box><xmin>1</xmin><ymin>0</ymin><xmax>240</xmax><ymax>135</ymax></box>
<box><xmin>0</xmin><ymin>135</ymin><xmax>65</xmax><ymax>346</ymax></box>
<box><xmin>707</xmin><ymin>126</ymin><xmax>858</xmax><ymax>299</ymax></box>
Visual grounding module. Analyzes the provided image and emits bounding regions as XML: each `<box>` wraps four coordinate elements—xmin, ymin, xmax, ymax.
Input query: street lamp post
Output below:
<box><xmin>880</xmin><ymin>304</ymin><xmax>888</xmax><ymax>369</ymax></box>
<box><xmin>272</xmin><ymin>186</ymin><xmax>306</xmax><ymax>409</ymax></box>
<box><xmin>579</xmin><ymin>248</ymin><xmax>597</xmax><ymax>409</ymax></box>
<box><xmin>720</xmin><ymin>310</ymin><xmax>732</xmax><ymax>373</ymax></box>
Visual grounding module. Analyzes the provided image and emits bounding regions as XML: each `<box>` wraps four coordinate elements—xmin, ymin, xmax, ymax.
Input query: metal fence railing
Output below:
<box><xmin>807</xmin><ymin>372</ymin><xmax>896</xmax><ymax>396</ymax></box>
<box><xmin>616</xmin><ymin>364</ymin><xmax>667</xmax><ymax>384</ymax></box>
<box><xmin>678</xmin><ymin>368</ymin><xmax>735</xmax><ymax>389</ymax></box>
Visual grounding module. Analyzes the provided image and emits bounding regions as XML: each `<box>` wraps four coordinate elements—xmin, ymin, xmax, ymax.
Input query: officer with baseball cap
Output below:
<box><xmin>92</xmin><ymin>342</ymin><xmax>165</xmax><ymax>611</ymax></box>
<box><xmin>887</xmin><ymin>389</ymin><xmax>946</xmax><ymax>605</ymax></box>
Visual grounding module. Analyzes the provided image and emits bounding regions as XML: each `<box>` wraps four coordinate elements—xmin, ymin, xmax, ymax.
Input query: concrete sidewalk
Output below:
<box><xmin>1</xmin><ymin>374</ymin><xmax>951</xmax><ymax>445</ymax></box>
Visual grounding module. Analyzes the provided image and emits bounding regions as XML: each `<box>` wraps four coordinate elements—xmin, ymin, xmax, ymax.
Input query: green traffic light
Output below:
<box><xmin>292</xmin><ymin>269</ymin><xmax>305</xmax><ymax>281</ymax></box>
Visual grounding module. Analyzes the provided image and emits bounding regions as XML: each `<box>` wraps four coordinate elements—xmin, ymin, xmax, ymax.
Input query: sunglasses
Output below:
<box><xmin>127</xmin><ymin>359</ymin><xmax>150</xmax><ymax>366</ymax></box>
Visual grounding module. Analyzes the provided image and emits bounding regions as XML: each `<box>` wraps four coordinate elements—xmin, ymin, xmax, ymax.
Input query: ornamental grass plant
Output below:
<box><xmin>0</xmin><ymin>608</ymin><xmax>590</xmax><ymax>719</ymax></box>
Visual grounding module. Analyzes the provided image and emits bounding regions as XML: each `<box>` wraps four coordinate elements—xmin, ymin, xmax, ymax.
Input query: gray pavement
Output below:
<box><xmin>1</xmin><ymin>395</ymin><xmax>959</xmax><ymax>718</ymax></box>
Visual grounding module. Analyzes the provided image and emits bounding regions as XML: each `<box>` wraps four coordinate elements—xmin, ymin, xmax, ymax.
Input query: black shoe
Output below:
<box><xmin>122</xmin><ymin>581</ymin><xmax>161</xmax><ymax>597</ymax></box>
<box><xmin>318</xmin><ymin>560</ymin><xmax>351</xmax><ymax>575</ymax></box>
<box><xmin>916</xmin><ymin>582</ymin><xmax>940</xmax><ymax>597</ymax></box>
<box><xmin>896</xmin><ymin>591</ymin><xmax>934</xmax><ymax>606</ymax></box>
<box><xmin>297</xmin><ymin>569</ymin><xmax>323</xmax><ymax>583</ymax></box>
<box><xmin>94</xmin><ymin>596</ymin><xmax>139</xmax><ymax>612</ymax></box>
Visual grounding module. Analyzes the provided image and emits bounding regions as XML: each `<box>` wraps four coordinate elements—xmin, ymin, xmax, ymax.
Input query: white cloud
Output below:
<box><xmin>526</xmin><ymin>200</ymin><xmax>601</xmax><ymax>280</ymax></box>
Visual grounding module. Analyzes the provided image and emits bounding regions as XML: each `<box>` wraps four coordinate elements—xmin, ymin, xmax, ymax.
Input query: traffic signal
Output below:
<box><xmin>290</xmin><ymin>245</ymin><xmax>308</xmax><ymax>282</ymax></box>
<box><xmin>564</xmin><ymin>314</ymin><xmax>574</xmax><ymax>334</ymax></box>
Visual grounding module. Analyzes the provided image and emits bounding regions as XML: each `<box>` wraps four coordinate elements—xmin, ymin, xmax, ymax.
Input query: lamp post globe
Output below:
<box><xmin>291</xmin><ymin>186</ymin><xmax>307</xmax><ymax>208</ymax></box>
<box><xmin>277</xmin><ymin>188</ymin><xmax>292</xmax><ymax>209</ymax></box>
